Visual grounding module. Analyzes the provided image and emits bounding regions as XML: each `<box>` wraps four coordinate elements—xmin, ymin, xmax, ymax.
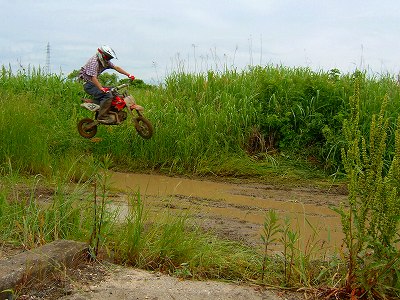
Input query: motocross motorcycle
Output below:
<box><xmin>77</xmin><ymin>83</ymin><xmax>153</xmax><ymax>139</ymax></box>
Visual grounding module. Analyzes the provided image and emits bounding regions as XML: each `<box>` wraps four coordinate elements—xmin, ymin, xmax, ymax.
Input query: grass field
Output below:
<box><xmin>1</xmin><ymin>64</ymin><xmax>400</xmax><ymax>298</ymax></box>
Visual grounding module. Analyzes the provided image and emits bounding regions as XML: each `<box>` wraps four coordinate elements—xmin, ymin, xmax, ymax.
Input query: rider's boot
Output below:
<box><xmin>97</xmin><ymin>98</ymin><xmax>114</xmax><ymax>124</ymax></box>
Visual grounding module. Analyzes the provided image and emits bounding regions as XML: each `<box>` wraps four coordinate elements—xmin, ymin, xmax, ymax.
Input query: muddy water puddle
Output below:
<box><xmin>110</xmin><ymin>172</ymin><xmax>347</xmax><ymax>250</ymax></box>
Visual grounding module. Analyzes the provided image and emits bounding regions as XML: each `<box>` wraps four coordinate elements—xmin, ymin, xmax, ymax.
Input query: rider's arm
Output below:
<box><xmin>90</xmin><ymin>76</ymin><xmax>104</xmax><ymax>91</ymax></box>
<box><xmin>113</xmin><ymin>65</ymin><xmax>130</xmax><ymax>77</ymax></box>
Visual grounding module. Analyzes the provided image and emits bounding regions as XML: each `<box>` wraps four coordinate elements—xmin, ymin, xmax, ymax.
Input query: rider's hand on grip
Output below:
<box><xmin>101</xmin><ymin>87</ymin><xmax>110</xmax><ymax>93</ymax></box>
<box><xmin>128</xmin><ymin>74</ymin><xmax>135</xmax><ymax>80</ymax></box>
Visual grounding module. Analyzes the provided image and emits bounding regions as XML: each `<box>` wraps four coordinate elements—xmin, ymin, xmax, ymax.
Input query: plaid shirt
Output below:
<box><xmin>79</xmin><ymin>54</ymin><xmax>115</xmax><ymax>82</ymax></box>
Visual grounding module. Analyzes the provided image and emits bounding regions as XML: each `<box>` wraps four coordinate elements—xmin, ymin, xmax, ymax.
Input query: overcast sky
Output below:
<box><xmin>1</xmin><ymin>0</ymin><xmax>399</xmax><ymax>83</ymax></box>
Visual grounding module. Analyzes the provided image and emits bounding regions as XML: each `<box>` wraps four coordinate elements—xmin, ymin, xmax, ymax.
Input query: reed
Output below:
<box><xmin>2</xmin><ymin>64</ymin><xmax>399</xmax><ymax>179</ymax></box>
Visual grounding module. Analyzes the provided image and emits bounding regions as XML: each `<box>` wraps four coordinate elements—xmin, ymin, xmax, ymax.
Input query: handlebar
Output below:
<box><xmin>110</xmin><ymin>83</ymin><xmax>129</xmax><ymax>92</ymax></box>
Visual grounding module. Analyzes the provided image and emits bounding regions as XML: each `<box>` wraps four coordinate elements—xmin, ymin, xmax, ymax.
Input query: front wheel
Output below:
<box><xmin>134</xmin><ymin>116</ymin><xmax>153</xmax><ymax>139</ymax></box>
<box><xmin>78</xmin><ymin>118</ymin><xmax>98</xmax><ymax>138</ymax></box>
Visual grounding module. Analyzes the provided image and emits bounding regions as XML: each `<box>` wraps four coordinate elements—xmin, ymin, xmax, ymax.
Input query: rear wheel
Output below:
<box><xmin>78</xmin><ymin>118</ymin><xmax>98</xmax><ymax>138</ymax></box>
<box><xmin>134</xmin><ymin>116</ymin><xmax>153</xmax><ymax>139</ymax></box>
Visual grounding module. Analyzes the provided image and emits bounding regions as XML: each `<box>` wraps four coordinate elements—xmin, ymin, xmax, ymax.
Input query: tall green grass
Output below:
<box><xmin>1</xmin><ymin>92</ymin><xmax>50</xmax><ymax>174</ymax></box>
<box><xmin>1</xmin><ymin>64</ymin><xmax>400</xmax><ymax>179</ymax></box>
<box><xmin>0</xmin><ymin>66</ymin><xmax>89</xmax><ymax>177</ymax></box>
<box><xmin>112</xmin><ymin>193</ymin><xmax>261</xmax><ymax>280</ymax></box>
<box><xmin>0</xmin><ymin>176</ymin><xmax>93</xmax><ymax>247</ymax></box>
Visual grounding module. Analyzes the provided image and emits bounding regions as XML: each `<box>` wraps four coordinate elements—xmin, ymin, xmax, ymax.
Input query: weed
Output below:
<box><xmin>261</xmin><ymin>210</ymin><xmax>281</xmax><ymax>281</ymax></box>
<box><xmin>88</xmin><ymin>155</ymin><xmax>116</xmax><ymax>259</ymax></box>
<box><xmin>334</xmin><ymin>80</ymin><xmax>400</xmax><ymax>299</ymax></box>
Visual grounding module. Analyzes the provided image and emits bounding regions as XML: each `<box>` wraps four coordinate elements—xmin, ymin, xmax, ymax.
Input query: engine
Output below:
<box><xmin>107</xmin><ymin>110</ymin><xmax>127</xmax><ymax>124</ymax></box>
<box><xmin>117</xmin><ymin>110</ymin><xmax>127</xmax><ymax>122</ymax></box>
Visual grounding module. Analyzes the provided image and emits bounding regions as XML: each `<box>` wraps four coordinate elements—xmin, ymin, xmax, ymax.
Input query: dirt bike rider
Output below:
<box><xmin>79</xmin><ymin>45</ymin><xmax>135</xmax><ymax>124</ymax></box>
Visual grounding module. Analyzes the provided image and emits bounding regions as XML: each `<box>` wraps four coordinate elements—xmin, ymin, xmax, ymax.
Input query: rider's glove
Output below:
<box><xmin>101</xmin><ymin>87</ymin><xmax>110</xmax><ymax>93</ymax></box>
<box><xmin>128</xmin><ymin>74</ymin><xmax>135</xmax><ymax>80</ymax></box>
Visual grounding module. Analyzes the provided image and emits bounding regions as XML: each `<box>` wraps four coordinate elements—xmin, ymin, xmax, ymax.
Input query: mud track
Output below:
<box><xmin>110</xmin><ymin>172</ymin><xmax>348</xmax><ymax>250</ymax></box>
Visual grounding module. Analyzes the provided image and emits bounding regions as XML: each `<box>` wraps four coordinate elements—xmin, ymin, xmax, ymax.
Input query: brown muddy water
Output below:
<box><xmin>110</xmin><ymin>172</ymin><xmax>348</xmax><ymax>252</ymax></box>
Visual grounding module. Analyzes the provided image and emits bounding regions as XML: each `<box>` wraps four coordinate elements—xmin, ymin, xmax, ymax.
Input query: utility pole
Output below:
<box><xmin>46</xmin><ymin>42</ymin><xmax>51</xmax><ymax>74</ymax></box>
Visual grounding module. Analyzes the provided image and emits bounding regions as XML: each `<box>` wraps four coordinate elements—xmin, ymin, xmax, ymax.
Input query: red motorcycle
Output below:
<box><xmin>77</xmin><ymin>83</ymin><xmax>153</xmax><ymax>139</ymax></box>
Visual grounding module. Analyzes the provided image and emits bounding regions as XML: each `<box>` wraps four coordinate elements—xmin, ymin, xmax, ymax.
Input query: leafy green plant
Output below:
<box><xmin>334</xmin><ymin>79</ymin><xmax>400</xmax><ymax>299</ymax></box>
<box><xmin>280</xmin><ymin>216</ymin><xmax>299</xmax><ymax>286</ymax></box>
<box><xmin>260</xmin><ymin>209</ymin><xmax>335</xmax><ymax>289</ymax></box>
<box><xmin>261</xmin><ymin>210</ymin><xmax>281</xmax><ymax>281</ymax></box>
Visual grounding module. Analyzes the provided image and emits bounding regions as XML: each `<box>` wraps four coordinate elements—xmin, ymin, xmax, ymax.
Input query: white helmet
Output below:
<box><xmin>97</xmin><ymin>45</ymin><xmax>117</xmax><ymax>66</ymax></box>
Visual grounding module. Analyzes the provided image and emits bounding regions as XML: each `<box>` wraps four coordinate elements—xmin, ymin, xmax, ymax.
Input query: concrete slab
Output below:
<box><xmin>0</xmin><ymin>240</ymin><xmax>87</xmax><ymax>300</ymax></box>
<box><xmin>59</xmin><ymin>265</ymin><xmax>283</xmax><ymax>300</ymax></box>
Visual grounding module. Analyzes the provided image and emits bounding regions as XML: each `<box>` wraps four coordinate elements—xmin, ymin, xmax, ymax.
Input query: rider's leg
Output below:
<box><xmin>83</xmin><ymin>82</ymin><xmax>113</xmax><ymax>122</ymax></box>
<box><xmin>97</xmin><ymin>98</ymin><xmax>113</xmax><ymax>122</ymax></box>
<box><xmin>83</xmin><ymin>81</ymin><xmax>109</xmax><ymax>104</ymax></box>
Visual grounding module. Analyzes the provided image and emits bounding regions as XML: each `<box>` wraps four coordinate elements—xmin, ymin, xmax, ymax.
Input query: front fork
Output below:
<box><xmin>128</xmin><ymin>107</ymin><xmax>142</xmax><ymax>119</ymax></box>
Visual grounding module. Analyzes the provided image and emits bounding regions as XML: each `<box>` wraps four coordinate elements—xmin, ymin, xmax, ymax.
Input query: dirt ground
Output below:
<box><xmin>11</xmin><ymin>173</ymin><xmax>348</xmax><ymax>299</ymax></box>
